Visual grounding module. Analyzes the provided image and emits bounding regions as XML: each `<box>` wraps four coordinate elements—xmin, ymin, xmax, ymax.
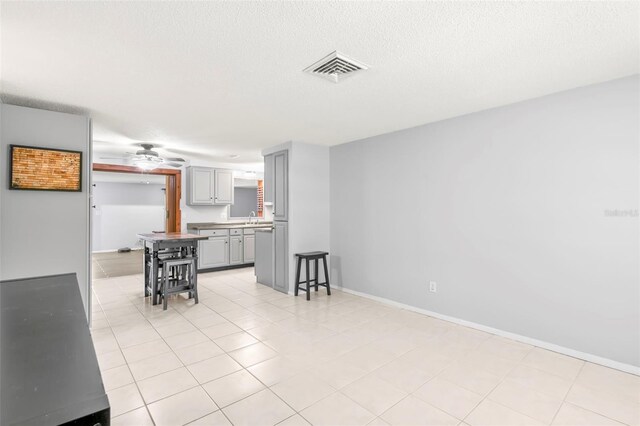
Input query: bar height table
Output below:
<box><xmin>137</xmin><ymin>232</ymin><xmax>208</xmax><ymax>305</ymax></box>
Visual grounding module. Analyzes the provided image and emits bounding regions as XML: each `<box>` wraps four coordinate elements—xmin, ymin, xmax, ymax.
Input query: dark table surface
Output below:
<box><xmin>137</xmin><ymin>232</ymin><xmax>208</xmax><ymax>242</ymax></box>
<box><xmin>1</xmin><ymin>273</ymin><xmax>110</xmax><ymax>425</ymax></box>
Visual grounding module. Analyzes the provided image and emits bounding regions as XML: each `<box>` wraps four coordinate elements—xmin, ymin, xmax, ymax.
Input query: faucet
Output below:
<box><xmin>247</xmin><ymin>211</ymin><xmax>256</xmax><ymax>225</ymax></box>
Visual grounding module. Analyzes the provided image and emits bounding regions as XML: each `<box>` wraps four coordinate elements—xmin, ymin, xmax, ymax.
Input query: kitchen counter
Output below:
<box><xmin>1</xmin><ymin>273</ymin><xmax>110</xmax><ymax>425</ymax></box>
<box><xmin>187</xmin><ymin>222</ymin><xmax>273</xmax><ymax>230</ymax></box>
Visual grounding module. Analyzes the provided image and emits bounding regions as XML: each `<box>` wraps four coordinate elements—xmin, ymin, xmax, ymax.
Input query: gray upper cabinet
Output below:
<box><xmin>263</xmin><ymin>154</ymin><xmax>274</xmax><ymax>204</ymax></box>
<box><xmin>214</xmin><ymin>169</ymin><xmax>234</xmax><ymax>204</ymax></box>
<box><xmin>273</xmin><ymin>150</ymin><xmax>288</xmax><ymax>221</ymax></box>
<box><xmin>229</xmin><ymin>235</ymin><xmax>243</xmax><ymax>265</ymax></box>
<box><xmin>188</xmin><ymin>167</ymin><xmax>215</xmax><ymax>205</ymax></box>
<box><xmin>187</xmin><ymin>167</ymin><xmax>234</xmax><ymax>206</ymax></box>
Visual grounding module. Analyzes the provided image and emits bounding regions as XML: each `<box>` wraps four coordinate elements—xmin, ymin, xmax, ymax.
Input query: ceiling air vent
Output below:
<box><xmin>304</xmin><ymin>51</ymin><xmax>368</xmax><ymax>83</ymax></box>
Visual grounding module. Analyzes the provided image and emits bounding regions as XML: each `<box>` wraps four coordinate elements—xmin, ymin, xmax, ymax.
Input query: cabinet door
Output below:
<box><xmin>273</xmin><ymin>222</ymin><xmax>288</xmax><ymax>293</ymax></box>
<box><xmin>189</xmin><ymin>167</ymin><xmax>214</xmax><ymax>205</ymax></box>
<box><xmin>243</xmin><ymin>235</ymin><xmax>255</xmax><ymax>263</ymax></box>
<box><xmin>263</xmin><ymin>154</ymin><xmax>274</xmax><ymax>204</ymax></box>
<box><xmin>214</xmin><ymin>169</ymin><xmax>234</xmax><ymax>204</ymax></box>
<box><xmin>229</xmin><ymin>236</ymin><xmax>243</xmax><ymax>265</ymax></box>
<box><xmin>198</xmin><ymin>237</ymin><xmax>229</xmax><ymax>269</ymax></box>
<box><xmin>273</xmin><ymin>151</ymin><xmax>288</xmax><ymax>221</ymax></box>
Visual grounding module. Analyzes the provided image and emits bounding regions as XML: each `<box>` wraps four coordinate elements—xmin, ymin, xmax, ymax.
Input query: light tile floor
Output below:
<box><xmin>91</xmin><ymin>268</ymin><xmax>640</xmax><ymax>426</ymax></box>
<box><xmin>93</xmin><ymin>250</ymin><xmax>144</xmax><ymax>279</ymax></box>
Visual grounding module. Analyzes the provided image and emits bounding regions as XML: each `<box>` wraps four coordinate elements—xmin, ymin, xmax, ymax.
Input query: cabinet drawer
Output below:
<box><xmin>230</xmin><ymin>228</ymin><xmax>243</xmax><ymax>236</ymax></box>
<box><xmin>200</xmin><ymin>229</ymin><xmax>229</xmax><ymax>237</ymax></box>
<box><xmin>243</xmin><ymin>229</ymin><xmax>255</xmax><ymax>235</ymax></box>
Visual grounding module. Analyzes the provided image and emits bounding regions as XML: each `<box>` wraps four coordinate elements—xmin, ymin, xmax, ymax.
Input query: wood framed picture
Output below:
<box><xmin>9</xmin><ymin>144</ymin><xmax>83</xmax><ymax>192</ymax></box>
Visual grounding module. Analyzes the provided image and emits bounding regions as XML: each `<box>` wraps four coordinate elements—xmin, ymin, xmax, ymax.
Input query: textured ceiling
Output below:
<box><xmin>1</xmin><ymin>1</ymin><xmax>638</xmax><ymax>165</ymax></box>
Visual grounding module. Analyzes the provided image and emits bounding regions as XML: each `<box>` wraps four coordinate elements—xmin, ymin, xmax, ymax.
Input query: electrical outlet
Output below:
<box><xmin>429</xmin><ymin>281</ymin><xmax>437</xmax><ymax>293</ymax></box>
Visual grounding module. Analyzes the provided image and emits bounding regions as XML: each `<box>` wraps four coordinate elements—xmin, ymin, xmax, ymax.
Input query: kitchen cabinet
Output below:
<box><xmin>214</xmin><ymin>169</ymin><xmax>234</xmax><ymax>204</ymax></box>
<box><xmin>230</xmin><ymin>235</ymin><xmax>243</xmax><ymax>265</ymax></box>
<box><xmin>194</xmin><ymin>226</ymin><xmax>268</xmax><ymax>271</ymax></box>
<box><xmin>273</xmin><ymin>150</ymin><xmax>288</xmax><ymax>221</ymax></box>
<box><xmin>264</xmin><ymin>154</ymin><xmax>274</xmax><ymax>204</ymax></box>
<box><xmin>188</xmin><ymin>167</ymin><xmax>215</xmax><ymax>205</ymax></box>
<box><xmin>187</xmin><ymin>167</ymin><xmax>234</xmax><ymax>206</ymax></box>
<box><xmin>273</xmin><ymin>221</ymin><xmax>288</xmax><ymax>293</ymax></box>
<box><xmin>199</xmin><ymin>236</ymin><xmax>229</xmax><ymax>269</ymax></box>
<box><xmin>243</xmin><ymin>234</ymin><xmax>255</xmax><ymax>263</ymax></box>
<box><xmin>255</xmin><ymin>230</ymin><xmax>272</xmax><ymax>286</ymax></box>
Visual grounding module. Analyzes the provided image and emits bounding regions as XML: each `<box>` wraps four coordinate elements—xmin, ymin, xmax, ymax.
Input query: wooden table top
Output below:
<box><xmin>137</xmin><ymin>232</ymin><xmax>208</xmax><ymax>242</ymax></box>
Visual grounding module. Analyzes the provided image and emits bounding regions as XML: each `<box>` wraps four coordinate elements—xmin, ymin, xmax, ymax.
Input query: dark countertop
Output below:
<box><xmin>187</xmin><ymin>222</ymin><xmax>273</xmax><ymax>230</ymax></box>
<box><xmin>1</xmin><ymin>273</ymin><xmax>110</xmax><ymax>425</ymax></box>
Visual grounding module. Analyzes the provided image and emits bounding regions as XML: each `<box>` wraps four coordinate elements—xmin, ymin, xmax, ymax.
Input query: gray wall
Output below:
<box><xmin>230</xmin><ymin>187</ymin><xmax>258</xmax><ymax>217</ymax></box>
<box><xmin>92</xmin><ymin>182</ymin><xmax>165</xmax><ymax>251</ymax></box>
<box><xmin>289</xmin><ymin>143</ymin><xmax>331</xmax><ymax>290</ymax></box>
<box><xmin>0</xmin><ymin>105</ymin><xmax>91</xmax><ymax>317</ymax></box>
<box><xmin>330</xmin><ymin>75</ymin><xmax>639</xmax><ymax>367</ymax></box>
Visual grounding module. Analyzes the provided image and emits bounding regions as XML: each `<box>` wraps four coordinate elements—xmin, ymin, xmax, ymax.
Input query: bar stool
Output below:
<box><xmin>145</xmin><ymin>248</ymin><xmax>183</xmax><ymax>305</ymax></box>
<box><xmin>294</xmin><ymin>251</ymin><xmax>330</xmax><ymax>301</ymax></box>
<box><xmin>160</xmin><ymin>257</ymin><xmax>198</xmax><ymax>310</ymax></box>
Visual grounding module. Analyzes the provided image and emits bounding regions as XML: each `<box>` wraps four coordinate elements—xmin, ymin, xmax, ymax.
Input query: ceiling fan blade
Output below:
<box><xmin>99</xmin><ymin>156</ymin><xmax>127</xmax><ymax>159</ymax></box>
<box><xmin>165</xmin><ymin>162</ymin><xmax>184</xmax><ymax>168</ymax></box>
<box><xmin>164</xmin><ymin>157</ymin><xmax>185</xmax><ymax>162</ymax></box>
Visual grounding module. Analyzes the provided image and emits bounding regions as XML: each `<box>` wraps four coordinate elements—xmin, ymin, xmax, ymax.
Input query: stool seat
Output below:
<box><xmin>294</xmin><ymin>251</ymin><xmax>331</xmax><ymax>300</ymax></box>
<box><xmin>295</xmin><ymin>251</ymin><xmax>329</xmax><ymax>258</ymax></box>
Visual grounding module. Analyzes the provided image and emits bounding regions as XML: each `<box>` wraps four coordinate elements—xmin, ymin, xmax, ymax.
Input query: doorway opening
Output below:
<box><xmin>91</xmin><ymin>164</ymin><xmax>182</xmax><ymax>279</ymax></box>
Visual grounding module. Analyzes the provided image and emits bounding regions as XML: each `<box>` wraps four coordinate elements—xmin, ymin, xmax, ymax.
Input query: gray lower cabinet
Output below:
<box><xmin>243</xmin><ymin>234</ymin><xmax>255</xmax><ymax>263</ymax></box>
<box><xmin>273</xmin><ymin>222</ymin><xmax>288</xmax><ymax>293</ymax></box>
<box><xmin>230</xmin><ymin>236</ymin><xmax>243</xmax><ymax>265</ymax></box>
<box><xmin>255</xmin><ymin>231</ymin><xmax>273</xmax><ymax>286</ymax></box>
<box><xmin>199</xmin><ymin>236</ymin><xmax>229</xmax><ymax>269</ymax></box>
<box><xmin>196</xmin><ymin>227</ymin><xmax>266</xmax><ymax>271</ymax></box>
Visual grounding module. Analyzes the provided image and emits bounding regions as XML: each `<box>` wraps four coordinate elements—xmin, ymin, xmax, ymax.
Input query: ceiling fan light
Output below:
<box><xmin>133</xmin><ymin>158</ymin><xmax>161</xmax><ymax>171</ymax></box>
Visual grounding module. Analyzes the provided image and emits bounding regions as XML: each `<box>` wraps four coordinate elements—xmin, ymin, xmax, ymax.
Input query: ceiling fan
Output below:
<box><xmin>99</xmin><ymin>144</ymin><xmax>186</xmax><ymax>171</ymax></box>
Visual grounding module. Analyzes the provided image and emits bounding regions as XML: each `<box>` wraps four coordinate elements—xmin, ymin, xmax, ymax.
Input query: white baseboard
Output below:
<box><xmin>336</xmin><ymin>286</ymin><xmax>639</xmax><ymax>376</ymax></box>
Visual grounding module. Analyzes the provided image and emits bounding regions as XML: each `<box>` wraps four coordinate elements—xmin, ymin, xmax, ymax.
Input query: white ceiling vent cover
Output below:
<box><xmin>304</xmin><ymin>51</ymin><xmax>368</xmax><ymax>83</ymax></box>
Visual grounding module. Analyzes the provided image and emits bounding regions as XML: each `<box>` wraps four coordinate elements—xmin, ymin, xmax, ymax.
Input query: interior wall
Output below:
<box><xmin>0</xmin><ymin>100</ymin><xmax>3</xmax><ymax>280</ymax></box>
<box><xmin>230</xmin><ymin>187</ymin><xmax>258</xmax><ymax>218</ymax></box>
<box><xmin>330</xmin><ymin>75</ymin><xmax>639</xmax><ymax>368</ymax></box>
<box><xmin>0</xmin><ymin>104</ymin><xmax>91</xmax><ymax>317</ymax></box>
<box><xmin>92</xmin><ymin>182</ymin><xmax>165</xmax><ymax>251</ymax></box>
<box><xmin>289</xmin><ymin>142</ymin><xmax>331</xmax><ymax>291</ymax></box>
